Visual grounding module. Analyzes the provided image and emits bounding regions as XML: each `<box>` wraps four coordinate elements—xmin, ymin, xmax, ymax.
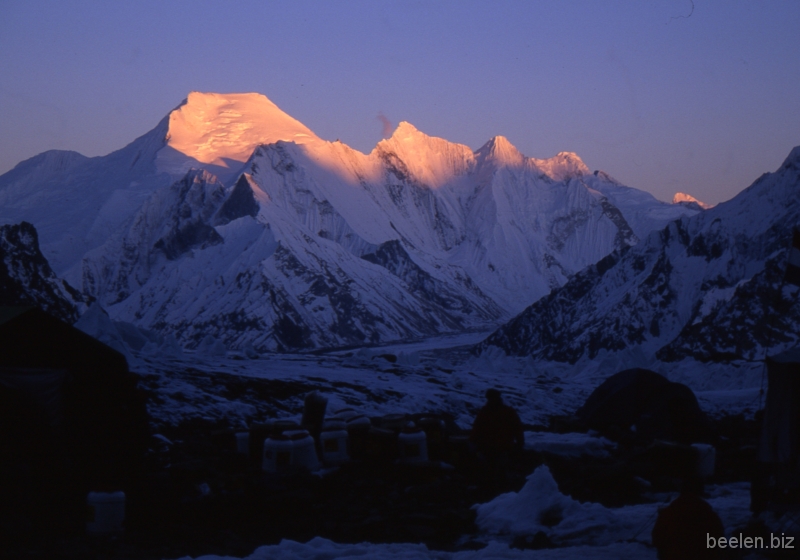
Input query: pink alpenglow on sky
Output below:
<box><xmin>1</xmin><ymin>1</ymin><xmax>798</xmax><ymax>206</ymax></box>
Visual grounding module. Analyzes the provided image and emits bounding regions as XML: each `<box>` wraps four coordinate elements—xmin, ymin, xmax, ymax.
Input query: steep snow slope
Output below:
<box><xmin>584</xmin><ymin>172</ymin><xmax>700</xmax><ymax>240</ymax></box>
<box><xmin>0</xmin><ymin>92</ymin><xmax>700</xmax><ymax>351</ymax></box>
<box><xmin>239</xmin><ymin>125</ymin><xmax>698</xmax><ymax>312</ymax></box>
<box><xmin>478</xmin><ymin>147</ymin><xmax>800</xmax><ymax>363</ymax></box>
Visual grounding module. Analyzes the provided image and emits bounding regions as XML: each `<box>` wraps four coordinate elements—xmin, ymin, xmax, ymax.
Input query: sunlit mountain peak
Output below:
<box><xmin>532</xmin><ymin>151</ymin><xmax>590</xmax><ymax>181</ymax></box>
<box><xmin>475</xmin><ymin>135</ymin><xmax>525</xmax><ymax>167</ymax></box>
<box><xmin>386</xmin><ymin>121</ymin><xmax>426</xmax><ymax>141</ymax></box>
<box><xmin>158</xmin><ymin>92</ymin><xmax>318</xmax><ymax>173</ymax></box>
<box><xmin>673</xmin><ymin>192</ymin><xmax>711</xmax><ymax>209</ymax></box>
<box><xmin>374</xmin><ymin>121</ymin><xmax>473</xmax><ymax>188</ymax></box>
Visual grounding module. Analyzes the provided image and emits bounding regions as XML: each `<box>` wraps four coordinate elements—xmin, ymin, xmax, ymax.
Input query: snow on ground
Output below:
<box><xmin>166</xmin><ymin>477</ymin><xmax>754</xmax><ymax>560</ymax></box>
<box><xmin>474</xmin><ymin>468</ymin><xmax>752</xmax><ymax>547</ymax></box>
<box><xmin>172</xmin><ymin>538</ymin><xmax>653</xmax><ymax>560</ymax></box>
<box><xmin>474</xmin><ymin>465</ymin><xmax>656</xmax><ymax>546</ymax></box>
<box><xmin>134</xmin><ymin>331</ymin><xmax>765</xmax><ymax>432</ymax></box>
<box><xmin>131</xmin><ymin>333</ymin><xmax>764</xmax><ymax>560</ymax></box>
<box><xmin>524</xmin><ymin>432</ymin><xmax>616</xmax><ymax>458</ymax></box>
<box><xmin>168</xmin><ymin>475</ymin><xmax>754</xmax><ymax>560</ymax></box>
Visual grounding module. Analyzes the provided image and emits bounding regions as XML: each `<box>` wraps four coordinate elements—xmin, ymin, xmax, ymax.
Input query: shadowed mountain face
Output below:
<box><xmin>0</xmin><ymin>92</ymin><xmax>699</xmax><ymax>351</ymax></box>
<box><xmin>477</xmin><ymin>147</ymin><xmax>800</xmax><ymax>363</ymax></box>
<box><xmin>0</xmin><ymin>222</ymin><xmax>80</xmax><ymax>323</ymax></box>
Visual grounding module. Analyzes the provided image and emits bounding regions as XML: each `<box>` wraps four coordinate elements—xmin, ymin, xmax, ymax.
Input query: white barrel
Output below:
<box><xmin>262</xmin><ymin>435</ymin><xmax>293</xmax><ymax>473</ymax></box>
<box><xmin>323</xmin><ymin>419</ymin><xmax>347</xmax><ymax>431</ymax></box>
<box><xmin>398</xmin><ymin>429</ymin><xmax>428</xmax><ymax>463</ymax></box>
<box><xmin>691</xmin><ymin>443</ymin><xmax>716</xmax><ymax>478</ymax></box>
<box><xmin>86</xmin><ymin>491</ymin><xmax>125</xmax><ymax>535</ymax></box>
<box><xmin>320</xmin><ymin>429</ymin><xmax>350</xmax><ymax>465</ymax></box>
<box><xmin>382</xmin><ymin>414</ymin><xmax>408</xmax><ymax>432</ymax></box>
<box><xmin>235</xmin><ymin>432</ymin><xmax>249</xmax><ymax>455</ymax></box>
<box><xmin>285</xmin><ymin>429</ymin><xmax>321</xmax><ymax>471</ymax></box>
<box><xmin>332</xmin><ymin>408</ymin><xmax>358</xmax><ymax>421</ymax></box>
<box><xmin>346</xmin><ymin>414</ymin><xmax>371</xmax><ymax>431</ymax></box>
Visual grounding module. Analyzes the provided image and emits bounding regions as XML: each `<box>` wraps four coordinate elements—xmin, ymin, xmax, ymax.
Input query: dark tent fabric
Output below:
<box><xmin>752</xmin><ymin>348</ymin><xmax>800</xmax><ymax>513</ymax></box>
<box><xmin>757</xmin><ymin>348</ymin><xmax>800</xmax><ymax>467</ymax></box>
<box><xmin>0</xmin><ymin>307</ymin><xmax>149</xmax><ymax>532</ymax></box>
<box><xmin>577</xmin><ymin>368</ymin><xmax>707</xmax><ymax>443</ymax></box>
<box><xmin>0</xmin><ymin>368</ymin><xmax>67</xmax><ymax>429</ymax></box>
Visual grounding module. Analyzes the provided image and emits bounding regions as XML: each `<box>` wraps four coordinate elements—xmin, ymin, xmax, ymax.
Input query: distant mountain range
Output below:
<box><xmin>0</xmin><ymin>92</ymin><xmax>700</xmax><ymax>351</ymax></box>
<box><xmin>478</xmin><ymin>147</ymin><xmax>800</xmax><ymax>362</ymax></box>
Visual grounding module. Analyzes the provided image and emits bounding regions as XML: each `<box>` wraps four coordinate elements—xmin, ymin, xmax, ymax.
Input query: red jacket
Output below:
<box><xmin>652</xmin><ymin>492</ymin><xmax>725</xmax><ymax>559</ymax></box>
<box><xmin>470</xmin><ymin>403</ymin><xmax>524</xmax><ymax>454</ymax></box>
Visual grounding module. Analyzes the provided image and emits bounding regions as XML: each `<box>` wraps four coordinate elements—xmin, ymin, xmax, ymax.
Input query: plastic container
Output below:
<box><xmin>319</xmin><ymin>428</ymin><xmax>349</xmax><ymax>465</ymax></box>
<box><xmin>418</xmin><ymin>416</ymin><xmax>446</xmax><ymax>460</ymax></box>
<box><xmin>262</xmin><ymin>434</ymin><xmax>294</xmax><ymax>473</ymax></box>
<box><xmin>271</xmin><ymin>419</ymin><xmax>301</xmax><ymax>437</ymax></box>
<box><xmin>322</xmin><ymin>419</ymin><xmax>347</xmax><ymax>431</ymax></box>
<box><xmin>86</xmin><ymin>491</ymin><xmax>125</xmax><ymax>535</ymax></box>
<box><xmin>691</xmin><ymin>443</ymin><xmax>716</xmax><ymax>478</ymax></box>
<box><xmin>380</xmin><ymin>413</ymin><xmax>408</xmax><ymax>432</ymax></box>
<box><xmin>346</xmin><ymin>415</ymin><xmax>372</xmax><ymax>460</ymax></box>
<box><xmin>301</xmin><ymin>391</ymin><xmax>328</xmax><ymax>436</ymax></box>
<box><xmin>332</xmin><ymin>408</ymin><xmax>358</xmax><ymax>421</ymax></box>
<box><xmin>346</xmin><ymin>415</ymin><xmax>371</xmax><ymax>432</ymax></box>
<box><xmin>398</xmin><ymin>425</ymin><xmax>428</xmax><ymax>463</ymax></box>
<box><xmin>285</xmin><ymin>429</ymin><xmax>321</xmax><ymax>471</ymax></box>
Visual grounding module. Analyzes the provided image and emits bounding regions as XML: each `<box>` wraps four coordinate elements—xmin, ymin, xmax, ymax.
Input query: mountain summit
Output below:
<box><xmin>673</xmin><ymin>192</ymin><xmax>711</xmax><ymax>210</ymax></box>
<box><xmin>0</xmin><ymin>92</ymin><xmax>700</xmax><ymax>351</ymax></box>
<box><xmin>157</xmin><ymin>92</ymin><xmax>319</xmax><ymax>181</ymax></box>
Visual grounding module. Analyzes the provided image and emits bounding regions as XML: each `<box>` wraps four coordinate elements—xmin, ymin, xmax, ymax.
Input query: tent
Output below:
<box><xmin>576</xmin><ymin>368</ymin><xmax>708</xmax><ymax>443</ymax></box>
<box><xmin>0</xmin><ymin>306</ymin><xmax>149</xmax><ymax>533</ymax></box>
<box><xmin>753</xmin><ymin>348</ymin><xmax>800</xmax><ymax>513</ymax></box>
<box><xmin>758</xmin><ymin>348</ymin><xmax>800</xmax><ymax>467</ymax></box>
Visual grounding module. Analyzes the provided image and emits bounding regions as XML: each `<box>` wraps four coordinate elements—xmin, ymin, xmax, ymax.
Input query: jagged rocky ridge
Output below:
<box><xmin>0</xmin><ymin>93</ymin><xmax>699</xmax><ymax>351</ymax></box>
<box><xmin>0</xmin><ymin>221</ymin><xmax>81</xmax><ymax>322</ymax></box>
<box><xmin>478</xmin><ymin>147</ymin><xmax>800</xmax><ymax>363</ymax></box>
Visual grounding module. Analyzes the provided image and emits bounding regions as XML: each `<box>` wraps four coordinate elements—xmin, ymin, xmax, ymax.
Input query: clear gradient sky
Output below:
<box><xmin>1</xmin><ymin>0</ymin><xmax>798</xmax><ymax>205</ymax></box>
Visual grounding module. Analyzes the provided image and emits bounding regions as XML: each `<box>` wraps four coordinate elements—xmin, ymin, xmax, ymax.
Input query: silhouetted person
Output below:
<box><xmin>471</xmin><ymin>389</ymin><xmax>524</xmax><ymax>490</ymax></box>
<box><xmin>652</xmin><ymin>477</ymin><xmax>725</xmax><ymax>559</ymax></box>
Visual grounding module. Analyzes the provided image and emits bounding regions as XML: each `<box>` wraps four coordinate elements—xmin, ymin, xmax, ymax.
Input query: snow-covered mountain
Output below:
<box><xmin>0</xmin><ymin>221</ymin><xmax>81</xmax><ymax>322</ymax></box>
<box><xmin>673</xmin><ymin>192</ymin><xmax>711</xmax><ymax>210</ymax></box>
<box><xmin>0</xmin><ymin>92</ymin><xmax>699</xmax><ymax>351</ymax></box>
<box><xmin>478</xmin><ymin>147</ymin><xmax>800</xmax><ymax>363</ymax></box>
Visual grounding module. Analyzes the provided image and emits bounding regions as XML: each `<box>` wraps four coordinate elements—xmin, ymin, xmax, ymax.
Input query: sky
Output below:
<box><xmin>1</xmin><ymin>0</ymin><xmax>798</xmax><ymax>206</ymax></box>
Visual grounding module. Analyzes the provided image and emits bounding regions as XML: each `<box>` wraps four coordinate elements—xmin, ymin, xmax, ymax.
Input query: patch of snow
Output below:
<box><xmin>524</xmin><ymin>432</ymin><xmax>616</xmax><ymax>458</ymax></box>
<box><xmin>474</xmin><ymin>465</ymin><xmax>657</xmax><ymax>546</ymax></box>
<box><xmin>170</xmin><ymin>537</ymin><xmax>654</xmax><ymax>559</ymax></box>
